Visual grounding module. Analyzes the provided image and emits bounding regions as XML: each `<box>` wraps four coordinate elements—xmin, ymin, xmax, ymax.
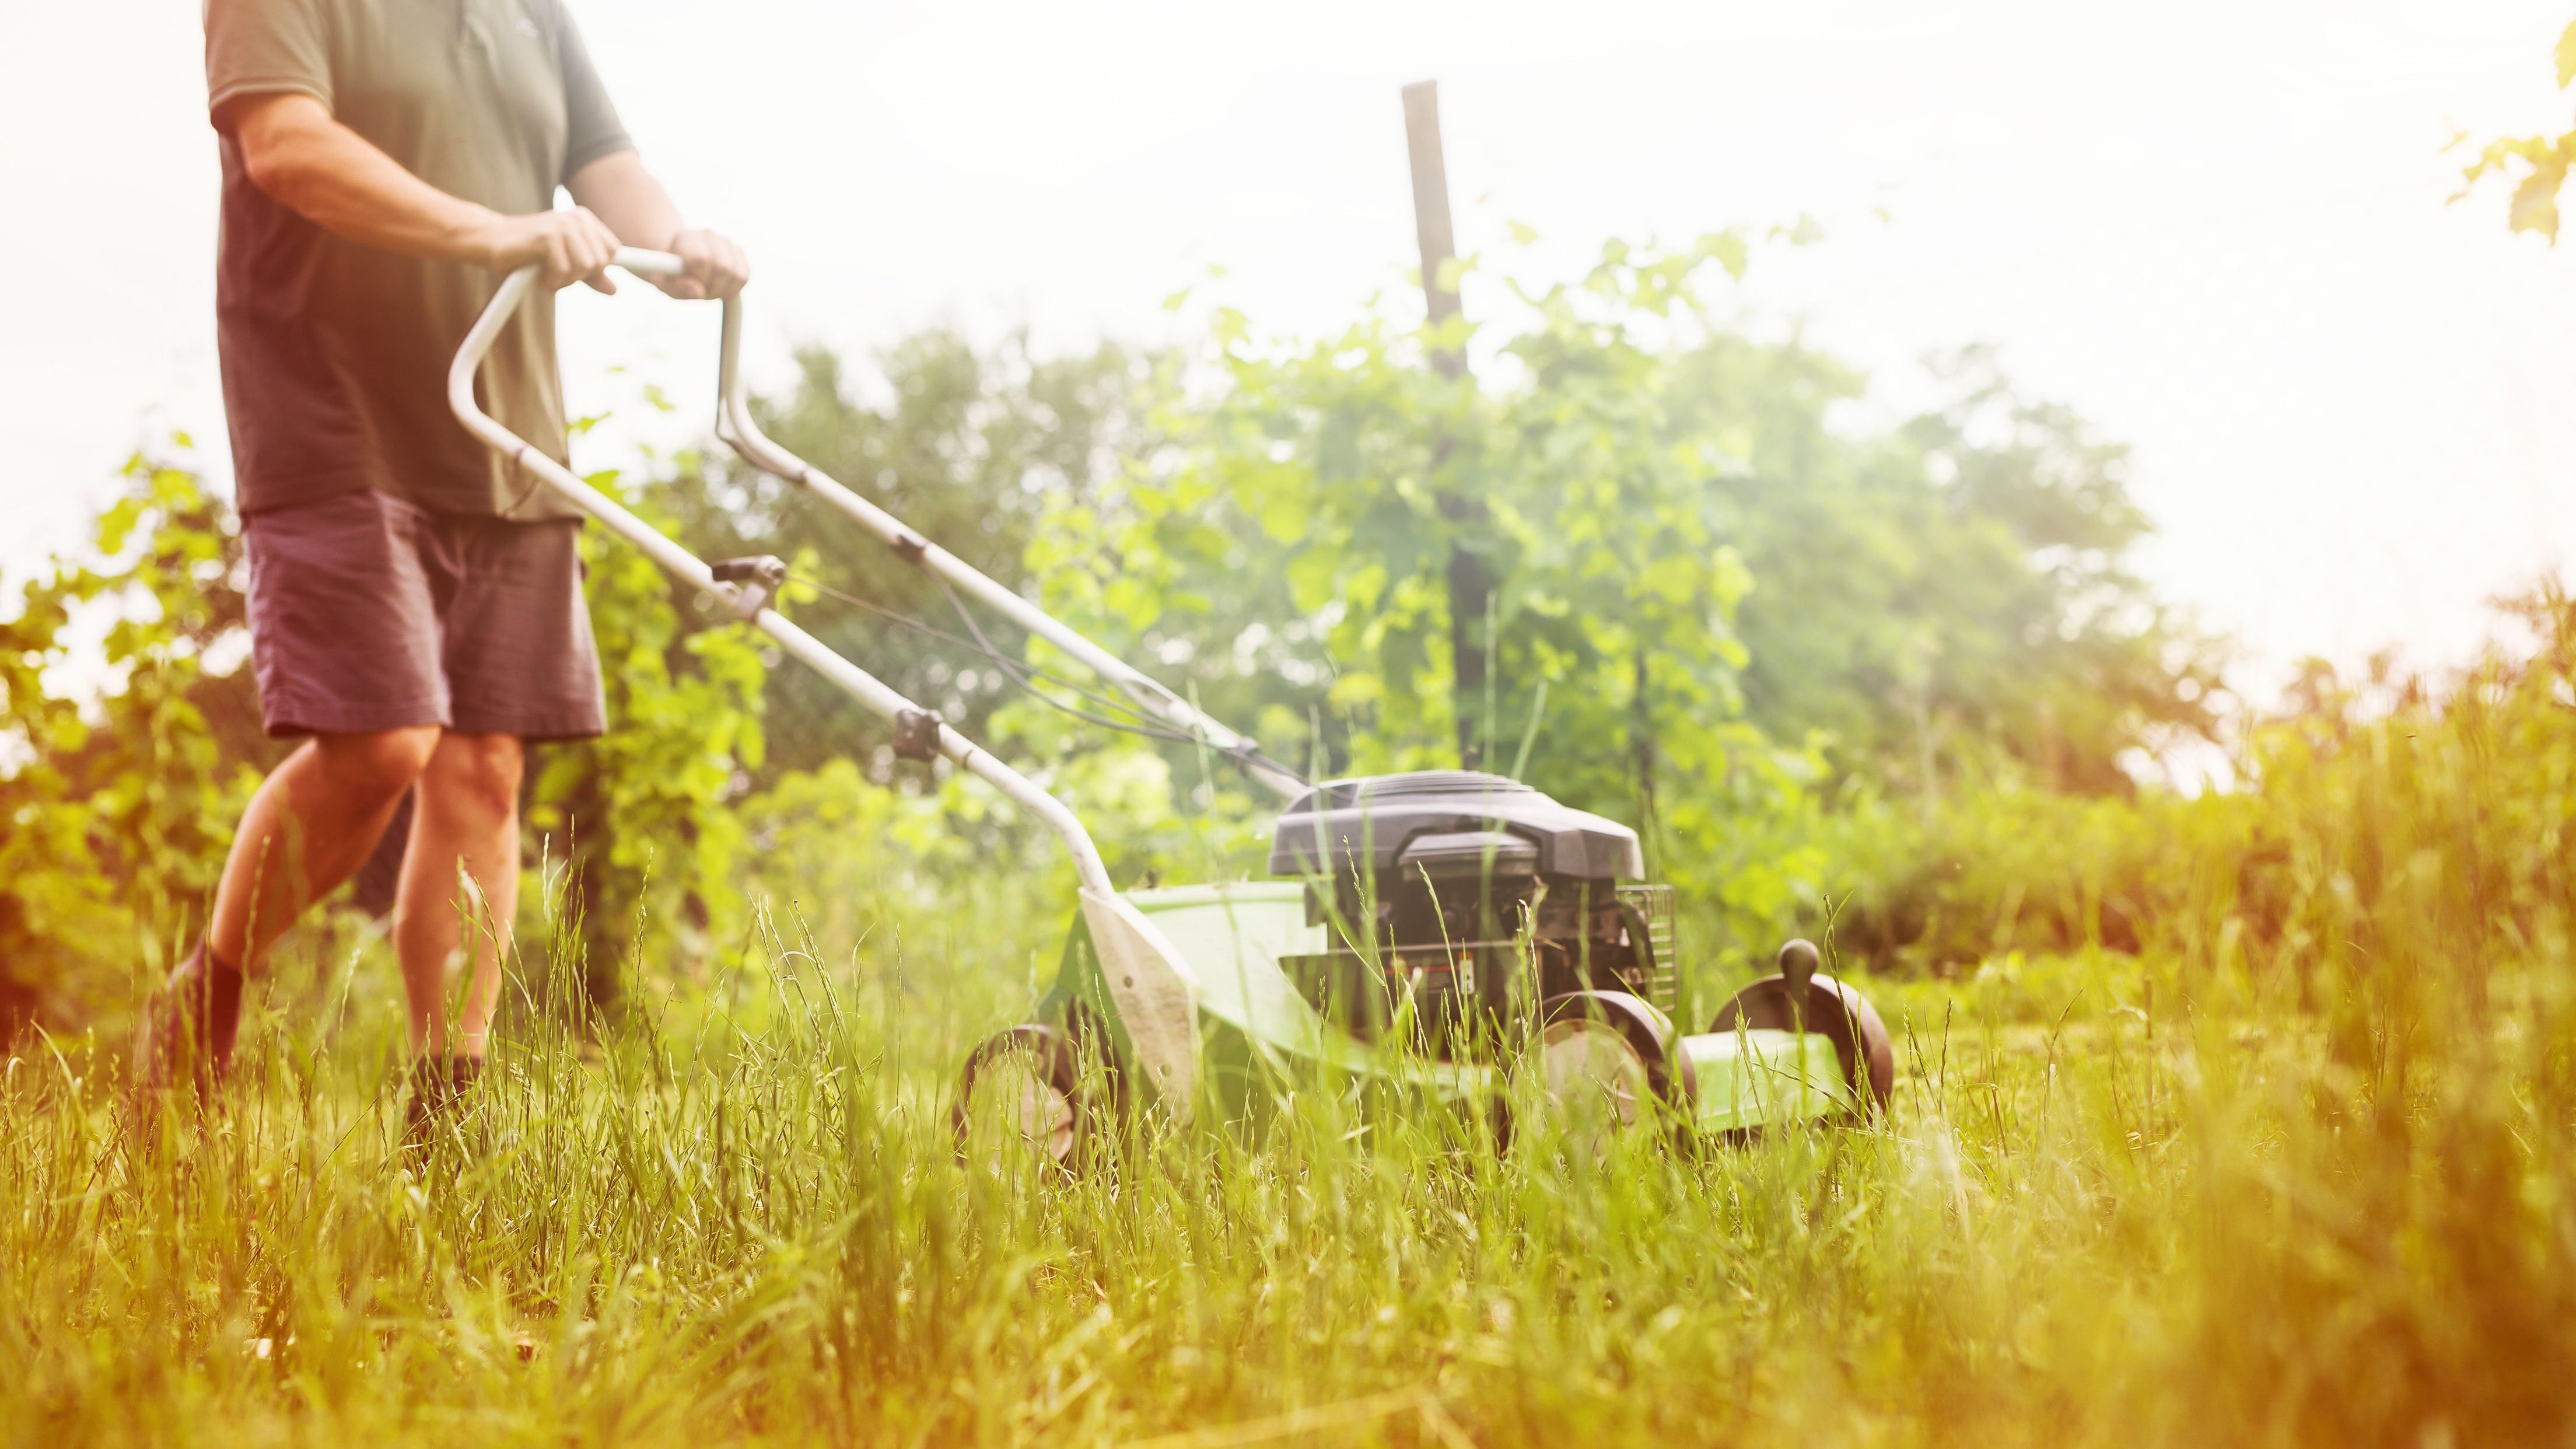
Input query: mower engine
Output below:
<box><xmin>1269</xmin><ymin>772</ymin><xmax>1672</xmax><ymax>1051</ymax></box>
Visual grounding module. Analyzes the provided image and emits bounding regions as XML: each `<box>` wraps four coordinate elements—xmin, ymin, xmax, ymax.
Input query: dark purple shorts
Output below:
<box><xmin>242</xmin><ymin>490</ymin><xmax>606</xmax><ymax>740</ymax></box>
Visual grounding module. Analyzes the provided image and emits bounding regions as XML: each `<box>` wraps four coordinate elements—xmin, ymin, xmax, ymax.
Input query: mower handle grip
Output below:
<box><xmin>608</xmin><ymin>246</ymin><xmax>685</xmax><ymax>279</ymax></box>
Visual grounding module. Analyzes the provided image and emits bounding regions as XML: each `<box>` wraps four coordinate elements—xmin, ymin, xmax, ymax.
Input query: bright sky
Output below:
<box><xmin>5</xmin><ymin>1</ymin><xmax>2573</xmax><ymax>696</ymax></box>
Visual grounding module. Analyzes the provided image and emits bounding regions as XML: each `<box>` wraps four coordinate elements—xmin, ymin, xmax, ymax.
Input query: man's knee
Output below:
<box><xmin>314</xmin><ymin>726</ymin><xmax>441</xmax><ymax>803</ymax></box>
<box><xmin>424</xmin><ymin>733</ymin><xmax>524</xmax><ymax>822</ymax></box>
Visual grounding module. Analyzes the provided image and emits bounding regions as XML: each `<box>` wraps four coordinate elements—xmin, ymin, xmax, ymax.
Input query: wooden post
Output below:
<box><xmin>1402</xmin><ymin>82</ymin><xmax>1466</xmax><ymax>382</ymax></box>
<box><xmin>1402</xmin><ymin>79</ymin><xmax>1496</xmax><ymax>769</ymax></box>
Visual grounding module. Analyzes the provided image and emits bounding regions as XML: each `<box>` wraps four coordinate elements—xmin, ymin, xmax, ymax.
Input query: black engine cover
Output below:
<box><xmin>1265</xmin><ymin>771</ymin><xmax>1645</xmax><ymax>883</ymax></box>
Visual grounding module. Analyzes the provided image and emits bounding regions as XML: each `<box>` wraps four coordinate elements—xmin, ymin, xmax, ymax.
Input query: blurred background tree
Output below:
<box><xmin>2459</xmin><ymin>18</ymin><xmax>2576</xmax><ymax>241</ymax></box>
<box><xmin>990</xmin><ymin>236</ymin><xmax>2218</xmax><ymax>954</ymax></box>
<box><xmin>523</xmin><ymin>468</ymin><xmax>770</xmax><ymax>1015</ymax></box>
<box><xmin>656</xmin><ymin>332</ymin><xmax>1166</xmax><ymax>783</ymax></box>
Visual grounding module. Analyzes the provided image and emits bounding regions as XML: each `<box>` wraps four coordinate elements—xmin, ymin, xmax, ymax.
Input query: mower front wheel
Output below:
<box><xmin>1531</xmin><ymin>990</ymin><xmax>1694</xmax><ymax>1152</ymax></box>
<box><xmin>1707</xmin><ymin>940</ymin><xmax>1896</xmax><ymax>1120</ymax></box>
<box><xmin>952</xmin><ymin>1024</ymin><xmax>1091</xmax><ymax>1176</ymax></box>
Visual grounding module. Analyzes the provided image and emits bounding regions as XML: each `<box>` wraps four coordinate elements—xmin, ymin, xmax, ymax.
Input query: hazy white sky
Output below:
<box><xmin>5</xmin><ymin>1</ymin><xmax>2573</xmax><ymax>694</ymax></box>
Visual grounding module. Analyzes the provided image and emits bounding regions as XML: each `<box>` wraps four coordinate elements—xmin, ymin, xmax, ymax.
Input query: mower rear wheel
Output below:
<box><xmin>1532</xmin><ymin>991</ymin><xmax>1691</xmax><ymax>1152</ymax></box>
<box><xmin>953</xmin><ymin>1024</ymin><xmax>1087</xmax><ymax>1175</ymax></box>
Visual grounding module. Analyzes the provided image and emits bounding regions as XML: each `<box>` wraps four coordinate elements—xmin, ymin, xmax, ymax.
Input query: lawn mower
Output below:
<box><xmin>451</xmin><ymin>250</ymin><xmax>1896</xmax><ymax>1168</ymax></box>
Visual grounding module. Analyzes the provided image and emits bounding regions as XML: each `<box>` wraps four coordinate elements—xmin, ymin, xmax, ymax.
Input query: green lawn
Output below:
<box><xmin>6</xmin><ymin>892</ymin><xmax>2570</xmax><ymax>1449</ymax></box>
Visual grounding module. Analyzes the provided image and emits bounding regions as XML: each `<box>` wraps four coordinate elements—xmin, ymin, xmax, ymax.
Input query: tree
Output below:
<box><xmin>1709</xmin><ymin>343</ymin><xmax>2222</xmax><ymax>802</ymax></box>
<box><xmin>2459</xmin><ymin>19</ymin><xmax>2576</xmax><ymax>242</ymax></box>
<box><xmin>1006</xmin><ymin>236</ymin><xmax>2211</xmax><ymax>952</ymax></box>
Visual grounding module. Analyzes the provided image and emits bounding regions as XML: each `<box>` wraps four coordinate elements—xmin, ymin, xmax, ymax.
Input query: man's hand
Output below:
<box><xmin>566</xmin><ymin>152</ymin><xmax>749</xmax><ymax>301</ymax></box>
<box><xmin>654</xmin><ymin>228</ymin><xmax>751</xmax><ymax>300</ymax></box>
<box><xmin>477</xmin><ymin>208</ymin><xmax>625</xmax><ymax>293</ymax></box>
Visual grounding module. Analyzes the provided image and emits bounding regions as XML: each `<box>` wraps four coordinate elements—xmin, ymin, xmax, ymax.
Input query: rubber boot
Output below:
<box><xmin>402</xmin><ymin>1054</ymin><xmax>485</xmax><ymax>1156</ymax></box>
<box><xmin>133</xmin><ymin>942</ymin><xmax>244</xmax><ymax>1100</ymax></box>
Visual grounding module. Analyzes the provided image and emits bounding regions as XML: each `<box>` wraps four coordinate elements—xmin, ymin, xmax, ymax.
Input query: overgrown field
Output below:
<box><xmin>8</xmin><ymin>682</ymin><xmax>2576</xmax><ymax>1447</ymax></box>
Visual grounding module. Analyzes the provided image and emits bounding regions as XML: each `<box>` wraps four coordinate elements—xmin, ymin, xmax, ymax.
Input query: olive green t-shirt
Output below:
<box><xmin>205</xmin><ymin>0</ymin><xmax>634</xmax><ymax>519</ymax></box>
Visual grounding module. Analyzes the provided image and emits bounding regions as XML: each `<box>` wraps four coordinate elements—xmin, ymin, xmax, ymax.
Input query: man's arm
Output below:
<box><xmin>221</xmin><ymin>93</ymin><xmax>625</xmax><ymax>291</ymax></box>
<box><xmin>568</xmin><ymin>150</ymin><xmax>750</xmax><ymax>301</ymax></box>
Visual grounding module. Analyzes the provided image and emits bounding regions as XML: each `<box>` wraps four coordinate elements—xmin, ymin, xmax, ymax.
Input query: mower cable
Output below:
<box><xmin>926</xmin><ymin>570</ymin><xmax>1311</xmax><ymax>785</ymax></box>
<box><xmin>783</xmin><ymin>570</ymin><xmax>1310</xmax><ymax>785</ymax></box>
<box><xmin>786</xmin><ymin>572</ymin><xmax>1181</xmax><ymax>733</ymax></box>
<box><xmin>926</xmin><ymin>570</ymin><xmax>1224</xmax><ymax>747</ymax></box>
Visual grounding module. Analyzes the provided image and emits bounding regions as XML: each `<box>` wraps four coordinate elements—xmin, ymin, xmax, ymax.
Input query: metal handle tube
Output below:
<box><xmin>448</xmin><ymin>263</ymin><xmax>1117</xmax><ymax>899</ymax></box>
<box><xmin>756</xmin><ymin>614</ymin><xmax>1115</xmax><ymax>899</ymax></box>
<box><xmin>710</xmin><ymin>297</ymin><xmax>1306</xmax><ymax>801</ymax></box>
<box><xmin>610</xmin><ymin>246</ymin><xmax>685</xmax><ymax>278</ymax></box>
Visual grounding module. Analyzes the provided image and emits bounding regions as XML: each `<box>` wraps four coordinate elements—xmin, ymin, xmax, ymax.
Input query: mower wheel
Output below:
<box><xmin>952</xmin><ymin>1024</ymin><xmax>1088</xmax><ymax>1175</ymax></box>
<box><xmin>1708</xmin><ymin>940</ymin><xmax>1896</xmax><ymax>1119</ymax></box>
<box><xmin>1532</xmin><ymin>991</ymin><xmax>1694</xmax><ymax>1150</ymax></box>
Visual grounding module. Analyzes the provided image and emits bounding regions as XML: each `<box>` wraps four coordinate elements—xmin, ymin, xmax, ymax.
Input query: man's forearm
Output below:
<box><xmin>227</xmin><ymin>94</ymin><xmax>506</xmax><ymax>267</ymax></box>
<box><xmin>222</xmin><ymin>92</ymin><xmax>623</xmax><ymax>289</ymax></box>
<box><xmin>567</xmin><ymin>150</ymin><xmax>683</xmax><ymax>250</ymax></box>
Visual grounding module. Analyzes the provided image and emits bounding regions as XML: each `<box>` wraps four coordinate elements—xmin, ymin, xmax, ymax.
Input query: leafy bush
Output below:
<box><xmin>1822</xmin><ymin>585</ymin><xmax>2576</xmax><ymax>984</ymax></box>
<box><xmin>0</xmin><ymin>449</ymin><xmax>785</xmax><ymax>1035</ymax></box>
<box><xmin>1006</xmin><ymin>236</ymin><xmax>2212</xmax><ymax>968</ymax></box>
<box><xmin>0</xmin><ymin>448</ymin><xmax>272</xmax><ymax>1035</ymax></box>
<box><xmin>2458</xmin><ymin>18</ymin><xmax>2576</xmax><ymax>241</ymax></box>
<box><xmin>526</xmin><ymin>468</ymin><xmax>770</xmax><ymax>1010</ymax></box>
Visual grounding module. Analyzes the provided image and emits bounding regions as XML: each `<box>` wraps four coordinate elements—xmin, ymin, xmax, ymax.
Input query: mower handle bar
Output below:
<box><xmin>501</xmin><ymin>247</ymin><xmax>1298</xmax><ymax>801</ymax></box>
<box><xmin>448</xmin><ymin>256</ymin><xmax>1130</xmax><ymax>897</ymax></box>
<box><xmin>704</xmin><ymin>288</ymin><xmax>1303</xmax><ymax>801</ymax></box>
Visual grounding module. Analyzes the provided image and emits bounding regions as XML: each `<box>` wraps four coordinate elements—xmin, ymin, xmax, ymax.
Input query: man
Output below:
<box><xmin>141</xmin><ymin>0</ymin><xmax>748</xmax><ymax>1127</ymax></box>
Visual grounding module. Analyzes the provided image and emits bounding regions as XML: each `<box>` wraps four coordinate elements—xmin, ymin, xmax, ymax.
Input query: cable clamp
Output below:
<box><xmin>709</xmin><ymin>555</ymin><xmax>789</xmax><ymax>621</ymax></box>
<box><xmin>892</xmin><ymin>707</ymin><xmax>945</xmax><ymax>762</ymax></box>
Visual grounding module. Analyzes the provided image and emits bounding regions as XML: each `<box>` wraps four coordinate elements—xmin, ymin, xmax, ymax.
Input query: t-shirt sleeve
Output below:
<box><xmin>204</xmin><ymin>0</ymin><xmax>333</xmax><ymax>124</ymax></box>
<box><xmin>554</xmin><ymin>3</ymin><xmax>634</xmax><ymax>182</ymax></box>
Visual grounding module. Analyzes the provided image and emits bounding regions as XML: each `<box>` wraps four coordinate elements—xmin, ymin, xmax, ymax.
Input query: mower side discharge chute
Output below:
<box><xmin>1076</xmin><ymin>888</ymin><xmax>1200</xmax><ymax>1121</ymax></box>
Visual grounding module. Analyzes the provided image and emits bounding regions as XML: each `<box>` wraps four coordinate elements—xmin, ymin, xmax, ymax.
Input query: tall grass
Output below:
<box><xmin>8</xmin><ymin>615</ymin><xmax>2576</xmax><ymax>1447</ymax></box>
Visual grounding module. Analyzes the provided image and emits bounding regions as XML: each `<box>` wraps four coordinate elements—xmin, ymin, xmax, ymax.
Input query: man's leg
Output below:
<box><xmin>140</xmin><ymin>726</ymin><xmax>440</xmax><ymax>1093</ymax></box>
<box><xmin>209</xmin><ymin>728</ymin><xmax>444</xmax><ymax>971</ymax></box>
<box><xmin>393</xmin><ymin>732</ymin><xmax>524</xmax><ymax>1064</ymax></box>
<box><xmin>400</xmin><ymin>509</ymin><xmax>594</xmax><ymax>1139</ymax></box>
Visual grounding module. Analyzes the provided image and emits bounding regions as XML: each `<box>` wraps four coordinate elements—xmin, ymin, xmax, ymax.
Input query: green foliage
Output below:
<box><xmin>0</xmin><ymin>449</ymin><xmax>272</xmax><ymax>1034</ymax></box>
<box><xmin>527</xmin><ymin>470</ymin><xmax>770</xmax><ymax>1007</ymax></box>
<box><xmin>1716</xmin><ymin>344</ymin><xmax>2220</xmax><ymax>800</ymax></box>
<box><xmin>0</xmin><ymin>224</ymin><xmax>2224</xmax><ymax>1043</ymax></box>
<box><xmin>2457</xmin><ymin>18</ymin><xmax>2576</xmax><ymax>241</ymax></box>
<box><xmin>0</xmin><ymin>449</ymin><xmax>777</xmax><ymax>1032</ymax></box>
<box><xmin>1826</xmin><ymin>586</ymin><xmax>2576</xmax><ymax>979</ymax></box>
<box><xmin>1037</xmin><ymin>236</ymin><xmax>1779</xmax><ymax>802</ymax></box>
<box><xmin>659</xmin><ymin>331</ymin><xmax>1166</xmax><ymax>779</ymax></box>
<box><xmin>1020</xmin><ymin>236</ymin><xmax>2207</xmax><ymax>962</ymax></box>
